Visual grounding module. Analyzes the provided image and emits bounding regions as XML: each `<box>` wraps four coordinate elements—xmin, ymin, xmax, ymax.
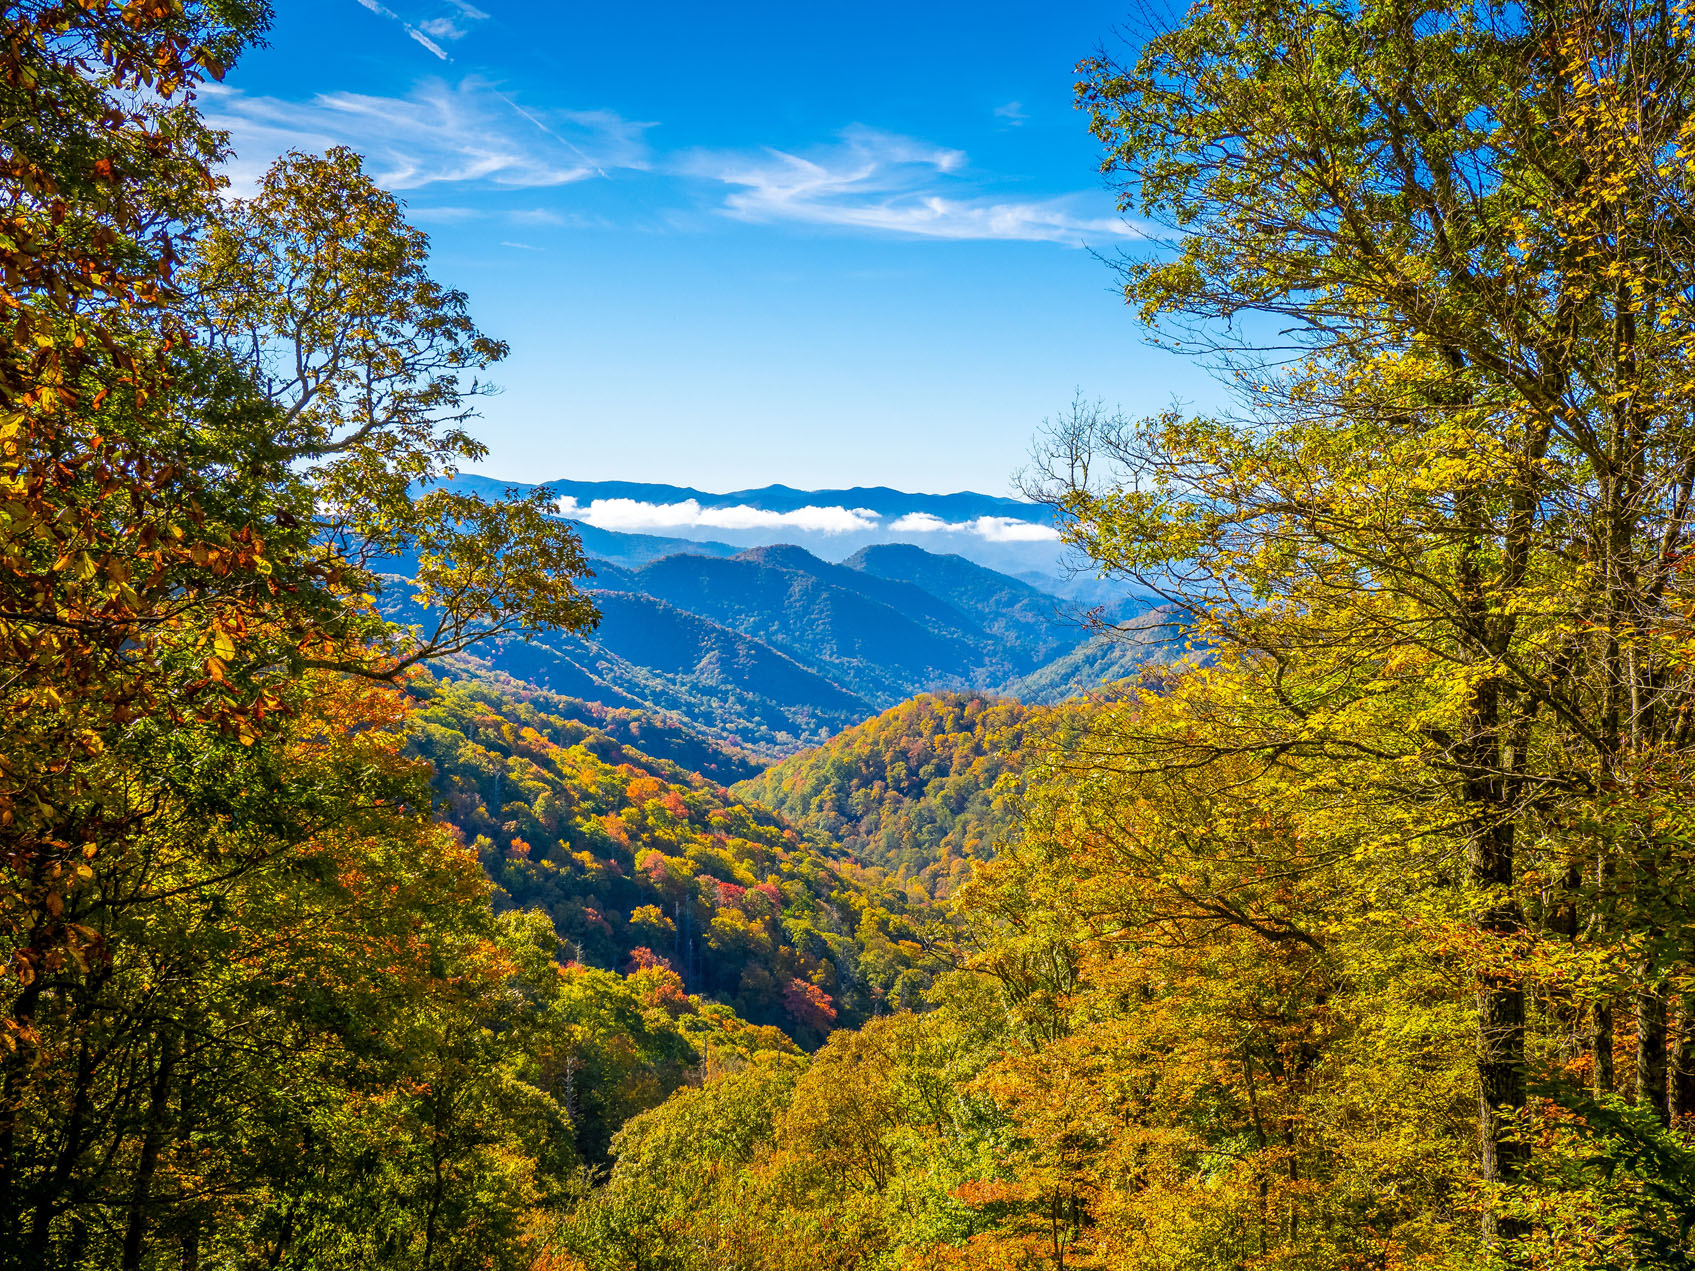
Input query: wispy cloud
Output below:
<box><xmin>206</xmin><ymin>72</ymin><xmax>1127</xmax><ymax>249</ymax></box>
<box><xmin>349</xmin><ymin>0</ymin><xmax>461</xmax><ymax>60</ymax></box>
<box><xmin>993</xmin><ymin>101</ymin><xmax>1028</xmax><ymax>126</ymax></box>
<box><xmin>685</xmin><ymin>126</ymin><xmax>1136</xmax><ymax>245</ymax></box>
<box><xmin>890</xmin><ymin>512</ymin><xmax>1059</xmax><ymax>542</ymax></box>
<box><xmin>499</xmin><ymin>240</ymin><xmax>543</xmax><ymax>250</ymax></box>
<box><xmin>401</xmin><ymin>204</ymin><xmax>484</xmax><ymax>222</ymax></box>
<box><xmin>557</xmin><ymin>498</ymin><xmax>881</xmax><ymax>535</ymax></box>
<box><xmin>202</xmin><ymin>77</ymin><xmax>653</xmax><ymax>192</ymax></box>
<box><xmin>508</xmin><ymin>207</ymin><xmax>565</xmax><ymax>225</ymax></box>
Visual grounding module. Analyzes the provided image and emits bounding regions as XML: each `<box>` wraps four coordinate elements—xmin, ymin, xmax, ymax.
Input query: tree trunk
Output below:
<box><xmin>1465</xmin><ymin>683</ymin><xmax>1526</xmax><ymax>1244</ymax></box>
<box><xmin>26</xmin><ymin>1035</ymin><xmax>97</xmax><ymax>1265</ymax></box>
<box><xmin>1593</xmin><ymin>999</ymin><xmax>1615</xmax><ymax>1095</ymax></box>
<box><xmin>1476</xmin><ymin>963</ymin><xmax>1526</xmax><ymax>1242</ymax></box>
<box><xmin>0</xmin><ymin>965</ymin><xmax>47</xmax><ymax>1262</ymax></box>
<box><xmin>179</xmin><ymin>1065</ymin><xmax>200</xmax><ymax>1271</ymax></box>
<box><xmin>1671</xmin><ymin>997</ymin><xmax>1695</xmax><ymax>1122</ymax></box>
<box><xmin>1637</xmin><ymin>979</ymin><xmax>1669</xmax><ymax>1123</ymax></box>
<box><xmin>121</xmin><ymin>1032</ymin><xmax>176</xmax><ymax>1271</ymax></box>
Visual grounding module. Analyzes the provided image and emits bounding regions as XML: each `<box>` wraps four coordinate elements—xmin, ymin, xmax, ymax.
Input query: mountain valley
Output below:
<box><xmin>388</xmin><ymin>524</ymin><xmax>1180</xmax><ymax>754</ymax></box>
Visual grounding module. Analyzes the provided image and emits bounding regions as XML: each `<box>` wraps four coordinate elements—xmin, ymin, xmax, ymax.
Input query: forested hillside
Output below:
<box><xmin>590</xmin><ymin>543</ymin><xmax>1087</xmax><ymax>695</ymax></box>
<box><xmin>433</xmin><ymin>662</ymin><xmax>766</xmax><ymax>784</ymax></box>
<box><xmin>733</xmin><ymin>692</ymin><xmax>1044</xmax><ymax>893</ymax></box>
<box><xmin>1001</xmin><ymin>606</ymin><xmax>1187</xmax><ymax>703</ymax></box>
<box><xmin>438</xmin><ymin>587</ymin><xmax>878</xmax><ymax>754</ymax></box>
<box><xmin>410</xmin><ymin>542</ymin><xmax>1170</xmax><ymax>753</ymax></box>
<box><xmin>408</xmin><ymin>678</ymin><xmax>947</xmax><ymax>1037</ymax></box>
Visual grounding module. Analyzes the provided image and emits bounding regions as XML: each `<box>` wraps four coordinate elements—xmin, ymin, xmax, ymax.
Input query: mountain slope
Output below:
<box><xmin>454</xmin><ymin>590</ymin><xmax>877</xmax><ymax>755</ymax></box>
<box><xmin>844</xmin><ymin>543</ymin><xmax>1084</xmax><ymax>663</ymax></box>
<box><xmin>583</xmin><ymin>544</ymin><xmax>1109</xmax><ymax>710</ymax></box>
<box><xmin>1002</xmin><ymin>608</ymin><xmax>1189</xmax><ymax>704</ymax></box>
<box><xmin>734</xmin><ymin>692</ymin><xmax>1075</xmax><ymax>895</ymax></box>
<box><xmin>382</xmin><ymin>530</ymin><xmax>1171</xmax><ymax>754</ymax></box>
<box><xmin>593</xmin><ymin>547</ymin><xmax>995</xmax><ymax>704</ymax></box>
<box><xmin>430</xmin><ymin>662</ymin><xmax>765</xmax><ymax>785</ymax></box>
<box><xmin>409</xmin><ymin>677</ymin><xmax>945</xmax><ymax>1041</ymax></box>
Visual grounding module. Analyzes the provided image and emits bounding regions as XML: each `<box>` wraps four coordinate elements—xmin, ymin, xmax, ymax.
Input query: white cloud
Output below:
<box><xmin>973</xmin><ymin>518</ymin><xmax>1061</xmax><ymax>543</ymax></box>
<box><xmin>205</xmin><ymin>79</ymin><xmax>1130</xmax><ymax>249</ymax></box>
<box><xmin>553</xmin><ymin>498</ymin><xmax>1059</xmax><ymax>543</ymax></box>
<box><xmin>889</xmin><ymin>512</ymin><xmax>1060</xmax><ymax>542</ymax></box>
<box><xmin>993</xmin><ymin>101</ymin><xmax>1028</xmax><ymax>126</ymax></box>
<box><xmin>685</xmin><ymin>126</ymin><xmax>1138</xmax><ymax>246</ymax></box>
<box><xmin>499</xmin><ymin>240</ymin><xmax>543</xmax><ymax>250</ymax></box>
<box><xmin>888</xmin><ymin>513</ymin><xmax>951</xmax><ymax>533</ymax></box>
<box><xmin>556</xmin><ymin>498</ymin><xmax>881</xmax><ymax>535</ymax></box>
<box><xmin>406</xmin><ymin>27</ymin><xmax>449</xmax><ymax>59</ymax></box>
<box><xmin>349</xmin><ymin>0</ymin><xmax>459</xmax><ymax>61</ymax></box>
<box><xmin>418</xmin><ymin>16</ymin><xmax>467</xmax><ymax>39</ymax></box>
<box><xmin>401</xmin><ymin>204</ymin><xmax>484</xmax><ymax>222</ymax></box>
<box><xmin>418</xmin><ymin>0</ymin><xmax>492</xmax><ymax>40</ymax></box>
<box><xmin>202</xmin><ymin>78</ymin><xmax>653</xmax><ymax>193</ymax></box>
<box><xmin>508</xmin><ymin>207</ymin><xmax>566</xmax><ymax>225</ymax></box>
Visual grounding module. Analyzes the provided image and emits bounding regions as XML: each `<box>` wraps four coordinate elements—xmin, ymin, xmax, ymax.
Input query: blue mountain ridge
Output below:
<box><xmin>378</xmin><ymin>529</ymin><xmax>1179</xmax><ymax>757</ymax></box>
<box><xmin>441</xmin><ymin>473</ymin><xmax>1049</xmax><ymax>524</ymax></box>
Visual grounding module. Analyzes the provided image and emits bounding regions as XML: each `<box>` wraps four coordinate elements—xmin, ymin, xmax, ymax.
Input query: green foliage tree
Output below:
<box><xmin>999</xmin><ymin>0</ymin><xmax>1695</xmax><ymax>1257</ymax></box>
<box><xmin>550</xmin><ymin>984</ymin><xmax>1010</xmax><ymax>1271</ymax></box>
<box><xmin>0</xmin><ymin>5</ymin><xmax>606</xmax><ymax>1267</ymax></box>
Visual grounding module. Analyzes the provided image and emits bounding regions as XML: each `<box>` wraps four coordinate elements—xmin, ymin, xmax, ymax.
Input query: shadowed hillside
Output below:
<box><xmin>380</xmin><ymin>539</ymin><xmax>1178</xmax><ymax>754</ymax></box>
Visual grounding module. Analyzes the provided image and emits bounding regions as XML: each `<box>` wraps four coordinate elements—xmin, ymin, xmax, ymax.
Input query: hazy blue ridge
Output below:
<box><xmin>377</xmin><ymin>533</ymin><xmax>1177</xmax><ymax>755</ymax></box>
<box><xmin>443</xmin><ymin>473</ymin><xmax>1050</xmax><ymax>523</ymax></box>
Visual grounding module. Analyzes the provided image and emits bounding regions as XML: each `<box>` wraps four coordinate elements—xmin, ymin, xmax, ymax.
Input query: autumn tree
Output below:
<box><xmin>0</xmin><ymin>3</ymin><xmax>601</xmax><ymax>1265</ymax></box>
<box><xmin>1015</xmin><ymin>0</ymin><xmax>1695</xmax><ymax>1254</ymax></box>
<box><xmin>187</xmin><ymin>146</ymin><xmax>595</xmax><ymax>678</ymax></box>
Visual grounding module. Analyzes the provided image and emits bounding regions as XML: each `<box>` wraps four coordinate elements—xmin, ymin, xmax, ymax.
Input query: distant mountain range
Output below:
<box><xmin>385</xmin><ymin>531</ymin><xmax>1181</xmax><ymax>754</ymax></box>
<box><xmin>438</xmin><ymin>473</ymin><xmax>1087</xmax><ymax>582</ymax></box>
<box><xmin>448</xmin><ymin>474</ymin><xmax>1043</xmax><ymax>523</ymax></box>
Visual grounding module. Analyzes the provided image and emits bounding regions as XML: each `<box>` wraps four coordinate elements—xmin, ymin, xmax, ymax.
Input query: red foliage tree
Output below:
<box><xmin>782</xmin><ymin>978</ymin><xmax>837</xmax><ymax>1033</ymax></box>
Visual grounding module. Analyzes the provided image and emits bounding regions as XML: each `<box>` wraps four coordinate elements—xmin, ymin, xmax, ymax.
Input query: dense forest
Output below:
<box><xmin>7</xmin><ymin>1</ymin><xmax>1695</xmax><ymax>1270</ymax></box>
<box><xmin>733</xmin><ymin>692</ymin><xmax>1044</xmax><ymax>894</ymax></box>
<box><xmin>409</xmin><ymin>676</ymin><xmax>947</xmax><ymax>1033</ymax></box>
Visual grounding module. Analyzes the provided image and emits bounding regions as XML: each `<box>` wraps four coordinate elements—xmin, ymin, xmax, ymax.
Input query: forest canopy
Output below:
<box><xmin>0</xmin><ymin>4</ymin><xmax>604</xmax><ymax>1265</ymax></box>
<box><xmin>556</xmin><ymin>0</ymin><xmax>1695</xmax><ymax>1267</ymax></box>
<box><xmin>9</xmin><ymin>1</ymin><xmax>1695</xmax><ymax>1270</ymax></box>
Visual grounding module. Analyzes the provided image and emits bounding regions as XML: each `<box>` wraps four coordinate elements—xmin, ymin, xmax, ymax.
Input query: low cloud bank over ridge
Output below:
<box><xmin>554</xmin><ymin>496</ymin><xmax>1059</xmax><ymax>543</ymax></box>
<box><xmin>556</xmin><ymin>497</ymin><xmax>882</xmax><ymax>535</ymax></box>
<box><xmin>888</xmin><ymin>512</ymin><xmax>1059</xmax><ymax>543</ymax></box>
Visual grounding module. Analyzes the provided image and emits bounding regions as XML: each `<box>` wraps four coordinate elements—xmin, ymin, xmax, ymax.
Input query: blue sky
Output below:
<box><xmin>211</xmin><ymin>0</ymin><xmax>1217</xmax><ymax>495</ymax></box>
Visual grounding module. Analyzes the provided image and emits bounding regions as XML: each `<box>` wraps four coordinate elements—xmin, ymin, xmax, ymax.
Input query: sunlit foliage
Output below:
<box><xmin>410</xmin><ymin>677</ymin><xmax>951</xmax><ymax>1040</ymax></box>
<box><xmin>558</xmin><ymin>1</ymin><xmax>1695</xmax><ymax>1268</ymax></box>
<box><xmin>733</xmin><ymin>693</ymin><xmax>1037</xmax><ymax>897</ymax></box>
